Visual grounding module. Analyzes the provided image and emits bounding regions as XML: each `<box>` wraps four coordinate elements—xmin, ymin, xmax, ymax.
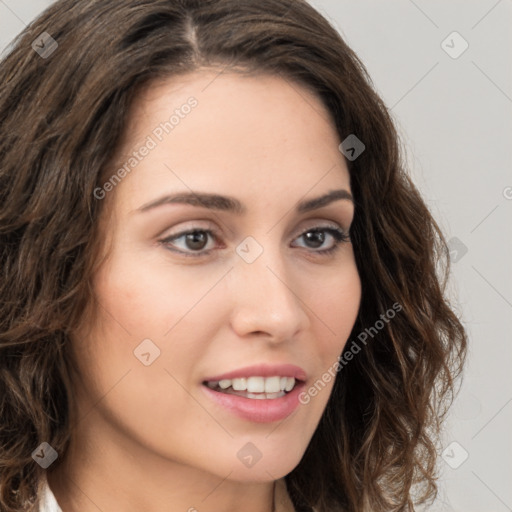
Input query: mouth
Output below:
<box><xmin>200</xmin><ymin>364</ymin><xmax>308</xmax><ymax>422</ymax></box>
<box><xmin>202</xmin><ymin>376</ymin><xmax>301</xmax><ymax>400</ymax></box>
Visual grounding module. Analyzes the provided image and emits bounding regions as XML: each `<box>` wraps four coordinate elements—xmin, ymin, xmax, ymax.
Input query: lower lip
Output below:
<box><xmin>201</xmin><ymin>381</ymin><xmax>305</xmax><ymax>423</ymax></box>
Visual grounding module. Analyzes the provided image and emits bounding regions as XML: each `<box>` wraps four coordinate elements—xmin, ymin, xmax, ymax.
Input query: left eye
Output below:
<box><xmin>159</xmin><ymin>226</ymin><xmax>350</xmax><ymax>258</ymax></box>
<box><xmin>292</xmin><ymin>227</ymin><xmax>350</xmax><ymax>253</ymax></box>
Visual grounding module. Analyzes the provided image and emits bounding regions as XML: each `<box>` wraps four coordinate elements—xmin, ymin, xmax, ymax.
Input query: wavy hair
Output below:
<box><xmin>0</xmin><ymin>0</ymin><xmax>467</xmax><ymax>510</ymax></box>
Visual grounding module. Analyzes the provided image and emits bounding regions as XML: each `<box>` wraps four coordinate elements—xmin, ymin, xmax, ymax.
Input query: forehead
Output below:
<box><xmin>109</xmin><ymin>69</ymin><xmax>351</xmax><ymax>211</ymax></box>
<box><xmin>124</xmin><ymin>69</ymin><xmax>340</xmax><ymax>153</ymax></box>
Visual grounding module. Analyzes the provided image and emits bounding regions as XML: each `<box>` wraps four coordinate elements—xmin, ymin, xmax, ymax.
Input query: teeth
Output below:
<box><xmin>232</xmin><ymin>378</ymin><xmax>247</xmax><ymax>391</ymax></box>
<box><xmin>219</xmin><ymin>379</ymin><xmax>231</xmax><ymax>389</ymax></box>
<box><xmin>221</xmin><ymin>389</ymin><xmax>287</xmax><ymax>399</ymax></box>
<box><xmin>284</xmin><ymin>378</ymin><xmax>295</xmax><ymax>392</ymax></box>
<box><xmin>264</xmin><ymin>376</ymin><xmax>281</xmax><ymax>393</ymax></box>
<box><xmin>247</xmin><ymin>376</ymin><xmax>265</xmax><ymax>393</ymax></box>
<box><xmin>206</xmin><ymin>376</ymin><xmax>296</xmax><ymax>393</ymax></box>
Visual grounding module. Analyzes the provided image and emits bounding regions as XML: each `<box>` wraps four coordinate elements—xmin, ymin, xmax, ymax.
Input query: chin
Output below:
<box><xmin>214</xmin><ymin>439</ymin><xmax>307</xmax><ymax>483</ymax></box>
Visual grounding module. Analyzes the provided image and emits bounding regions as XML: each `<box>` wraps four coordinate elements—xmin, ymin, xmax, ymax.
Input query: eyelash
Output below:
<box><xmin>158</xmin><ymin>225</ymin><xmax>350</xmax><ymax>258</ymax></box>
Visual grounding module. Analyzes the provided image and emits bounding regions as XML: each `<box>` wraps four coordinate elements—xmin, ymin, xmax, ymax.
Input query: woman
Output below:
<box><xmin>0</xmin><ymin>0</ymin><xmax>467</xmax><ymax>511</ymax></box>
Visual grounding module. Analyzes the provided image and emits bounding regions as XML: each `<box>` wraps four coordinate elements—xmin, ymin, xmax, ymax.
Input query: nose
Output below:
<box><xmin>228</xmin><ymin>243</ymin><xmax>310</xmax><ymax>343</ymax></box>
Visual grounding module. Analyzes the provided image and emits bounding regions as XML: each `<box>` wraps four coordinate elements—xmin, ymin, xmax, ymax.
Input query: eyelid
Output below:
<box><xmin>297</xmin><ymin>219</ymin><xmax>345</xmax><ymax>233</ymax></box>
<box><xmin>158</xmin><ymin>218</ymin><xmax>347</xmax><ymax>243</ymax></box>
<box><xmin>161</xmin><ymin>214</ymin><xmax>349</xmax><ymax>234</ymax></box>
<box><xmin>157</xmin><ymin>219</ymin><xmax>217</xmax><ymax>237</ymax></box>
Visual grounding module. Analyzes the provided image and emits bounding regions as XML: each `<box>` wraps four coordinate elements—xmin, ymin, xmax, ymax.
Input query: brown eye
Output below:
<box><xmin>182</xmin><ymin>231</ymin><xmax>209</xmax><ymax>251</ymax></box>
<box><xmin>160</xmin><ymin>229</ymin><xmax>218</xmax><ymax>256</ymax></box>
<box><xmin>303</xmin><ymin>230</ymin><xmax>326</xmax><ymax>249</ymax></box>
<box><xmin>292</xmin><ymin>227</ymin><xmax>350</xmax><ymax>255</ymax></box>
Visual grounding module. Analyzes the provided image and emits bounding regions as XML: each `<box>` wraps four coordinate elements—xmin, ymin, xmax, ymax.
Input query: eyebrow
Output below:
<box><xmin>135</xmin><ymin>188</ymin><xmax>353</xmax><ymax>215</ymax></box>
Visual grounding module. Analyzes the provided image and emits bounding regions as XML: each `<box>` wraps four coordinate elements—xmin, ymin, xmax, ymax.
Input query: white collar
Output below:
<box><xmin>39</xmin><ymin>474</ymin><xmax>63</xmax><ymax>512</ymax></box>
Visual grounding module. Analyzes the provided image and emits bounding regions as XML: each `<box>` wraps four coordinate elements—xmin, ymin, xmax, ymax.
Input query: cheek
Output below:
<box><xmin>309</xmin><ymin>262</ymin><xmax>361</xmax><ymax>350</ymax></box>
<box><xmin>71</xmin><ymin>257</ymin><xmax>216</xmax><ymax>454</ymax></box>
<box><xmin>91</xmin><ymin>249</ymin><xmax>197</xmax><ymax>339</ymax></box>
<box><xmin>83</xmin><ymin>248</ymin><xmax>223</xmax><ymax>384</ymax></box>
<box><xmin>296</xmin><ymin>268</ymin><xmax>360</xmax><ymax>415</ymax></box>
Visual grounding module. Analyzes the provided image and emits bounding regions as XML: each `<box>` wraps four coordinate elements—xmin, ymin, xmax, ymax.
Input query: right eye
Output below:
<box><xmin>159</xmin><ymin>228</ymin><xmax>221</xmax><ymax>257</ymax></box>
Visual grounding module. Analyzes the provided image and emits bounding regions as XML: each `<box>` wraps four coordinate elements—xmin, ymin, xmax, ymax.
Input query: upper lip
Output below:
<box><xmin>202</xmin><ymin>364</ymin><xmax>307</xmax><ymax>383</ymax></box>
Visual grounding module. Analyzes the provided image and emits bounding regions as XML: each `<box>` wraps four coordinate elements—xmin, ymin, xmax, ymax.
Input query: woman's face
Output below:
<box><xmin>72</xmin><ymin>70</ymin><xmax>361</xmax><ymax>483</ymax></box>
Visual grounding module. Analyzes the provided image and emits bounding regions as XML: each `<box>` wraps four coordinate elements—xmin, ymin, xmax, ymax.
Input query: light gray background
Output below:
<box><xmin>1</xmin><ymin>1</ymin><xmax>511</xmax><ymax>510</ymax></box>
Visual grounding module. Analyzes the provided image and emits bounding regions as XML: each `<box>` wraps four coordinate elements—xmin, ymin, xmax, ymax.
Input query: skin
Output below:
<box><xmin>48</xmin><ymin>70</ymin><xmax>361</xmax><ymax>512</ymax></box>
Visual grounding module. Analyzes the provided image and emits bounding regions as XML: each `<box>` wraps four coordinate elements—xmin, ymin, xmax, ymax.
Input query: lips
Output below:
<box><xmin>202</xmin><ymin>363</ymin><xmax>307</xmax><ymax>383</ymax></box>
<box><xmin>201</xmin><ymin>379</ymin><xmax>306</xmax><ymax>423</ymax></box>
<box><xmin>200</xmin><ymin>363</ymin><xmax>308</xmax><ymax>422</ymax></box>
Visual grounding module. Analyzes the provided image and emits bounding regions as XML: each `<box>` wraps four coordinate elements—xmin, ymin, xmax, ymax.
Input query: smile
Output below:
<box><xmin>204</xmin><ymin>376</ymin><xmax>296</xmax><ymax>399</ymax></box>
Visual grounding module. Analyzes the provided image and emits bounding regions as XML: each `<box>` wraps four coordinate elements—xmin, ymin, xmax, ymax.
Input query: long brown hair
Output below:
<box><xmin>0</xmin><ymin>1</ymin><xmax>467</xmax><ymax>510</ymax></box>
